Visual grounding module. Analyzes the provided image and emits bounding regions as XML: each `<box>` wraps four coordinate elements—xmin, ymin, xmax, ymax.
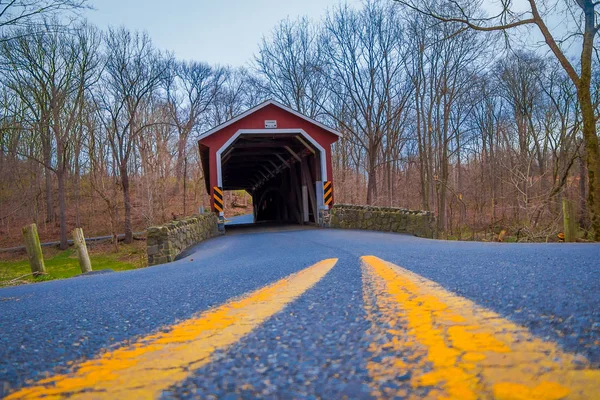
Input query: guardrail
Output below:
<box><xmin>0</xmin><ymin>232</ymin><xmax>145</xmax><ymax>253</ymax></box>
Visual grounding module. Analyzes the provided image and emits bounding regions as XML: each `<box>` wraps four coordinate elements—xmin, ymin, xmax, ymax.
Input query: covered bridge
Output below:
<box><xmin>198</xmin><ymin>100</ymin><xmax>341</xmax><ymax>225</ymax></box>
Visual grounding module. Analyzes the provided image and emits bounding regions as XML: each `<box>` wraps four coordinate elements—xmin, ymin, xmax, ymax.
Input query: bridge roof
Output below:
<box><xmin>198</xmin><ymin>99</ymin><xmax>342</xmax><ymax>140</ymax></box>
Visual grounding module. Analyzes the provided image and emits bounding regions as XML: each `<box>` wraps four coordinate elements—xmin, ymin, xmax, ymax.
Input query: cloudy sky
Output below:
<box><xmin>85</xmin><ymin>0</ymin><xmax>361</xmax><ymax>67</ymax></box>
<box><xmin>84</xmin><ymin>1</ymin><xmax>576</xmax><ymax>68</ymax></box>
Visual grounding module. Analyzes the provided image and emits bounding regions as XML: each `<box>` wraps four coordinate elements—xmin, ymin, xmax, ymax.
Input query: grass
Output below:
<box><xmin>0</xmin><ymin>241</ymin><xmax>147</xmax><ymax>287</ymax></box>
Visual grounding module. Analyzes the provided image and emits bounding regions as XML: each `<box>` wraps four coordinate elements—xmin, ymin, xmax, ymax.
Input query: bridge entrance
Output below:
<box><xmin>198</xmin><ymin>100</ymin><xmax>340</xmax><ymax>226</ymax></box>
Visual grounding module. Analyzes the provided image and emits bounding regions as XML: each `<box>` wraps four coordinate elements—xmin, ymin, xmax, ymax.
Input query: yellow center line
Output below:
<box><xmin>361</xmin><ymin>255</ymin><xmax>600</xmax><ymax>400</ymax></box>
<box><xmin>8</xmin><ymin>258</ymin><xmax>338</xmax><ymax>400</ymax></box>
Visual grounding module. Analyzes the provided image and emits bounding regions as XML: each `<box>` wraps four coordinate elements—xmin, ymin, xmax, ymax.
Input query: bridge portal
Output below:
<box><xmin>198</xmin><ymin>100</ymin><xmax>340</xmax><ymax>225</ymax></box>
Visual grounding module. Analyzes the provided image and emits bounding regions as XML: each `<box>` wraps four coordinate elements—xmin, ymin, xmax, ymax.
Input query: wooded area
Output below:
<box><xmin>1</xmin><ymin>0</ymin><xmax>599</xmax><ymax>247</ymax></box>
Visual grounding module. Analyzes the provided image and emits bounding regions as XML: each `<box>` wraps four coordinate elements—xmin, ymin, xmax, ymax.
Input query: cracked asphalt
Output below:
<box><xmin>1</xmin><ymin>221</ymin><xmax>599</xmax><ymax>398</ymax></box>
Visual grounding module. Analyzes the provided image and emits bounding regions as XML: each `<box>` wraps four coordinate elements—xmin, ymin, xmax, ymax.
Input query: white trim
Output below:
<box><xmin>216</xmin><ymin>129</ymin><xmax>328</xmax><ymax>188</ymax></box>
<box><xmin>199</xmin><ymin>100</ymin><xmax>342</xmax><ymax>140</ymax></box>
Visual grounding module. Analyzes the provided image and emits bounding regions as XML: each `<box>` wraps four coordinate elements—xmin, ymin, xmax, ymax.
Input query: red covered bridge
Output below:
<box><xmin>198</xmin><ymin>100</ymin><xmax>341</xmax><ymax>225</ymax></box>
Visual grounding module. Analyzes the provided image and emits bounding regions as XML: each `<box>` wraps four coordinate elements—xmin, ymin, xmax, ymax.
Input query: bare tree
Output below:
<box><xmin>1</xmin><ymin>20</ymin><xmax>101</xmax><ymax>249</ymax></box>
<box><xmin>402</xmin><ymin>8</ymin><xmax>488</xmax><ymax>231</ymax></box>
<box><xmin>321</xmin><ymin>1</ymin><xmax>408</xmax><ymax>204</ymax></box>
<box><xmin>97</xmin><ymin>28</ymin><xmax>168</xmax><ymax>244</ymax></box>
<box><xmin>255</xmin><ymin>17</ymin><xmax>327</xmax><ymax>118</ymax></box>
<box><xmin>85</xmin><ymin>99</ymin><xmax>120</xmax><ymax>251</ymax></box>
<box><xmin>393</xmin><ymin>0</ymin><xmax>600</xmax><ymax>239</ymax></box>
<box><xmin>166</xmin><ymin>60</ymin><xmax>224</xmax><ymax>191</ymax></box>
<box><xmin>136</xmin><ymin>98</ymin><xmax>174</xmax><ymax>224</ymax></box>
<box><xmin>0</xmin><ymin>0</ymin><xmax>89</xmax><ymax>42</ymax></box>
<box><xmin>469</xmin><ymin>73</ymin><xmax>505</xmax><ymax>226</ymax></box>
<box><xmin>207</xmin><ymin>67</ymin><xmax>259</xmax><ymax>126</ymax></box>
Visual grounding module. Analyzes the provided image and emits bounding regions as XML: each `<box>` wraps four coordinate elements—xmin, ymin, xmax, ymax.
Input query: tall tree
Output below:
<box><xmin>1</xmin><ymin>20</ymin><xmax>101</xmax><ymax>248</ymax></box>
<box><xmin>98</xmin><ymin>28</ymin><xmax>168</xmax><ymax>243</ymax></box>
<box><xmin>0</xmin><ymin>0</ymin><xmax>89</xmax><ymax>42</ymax></box>
<box><xmin>393</xmin><ymin>0</ymin><xmax>600</xmax><ymax>239</ymax></box>
<box><xmin>207</xmin><ymin>67</ymin><xmax>258</xmax><ymax>126</ymax></box>
<box><xmin>255</xmin><ymin>17</ymin><xmax>327</xmax><ymax>118</ymax></box>
<box><xmin>166</xmin><ymin>60</ymin><xmax>224</xmax><ymax>190</ymax></box>
<box><xmin>403</xmin><ymin>9</ymin><xmax>487</xmax><ymax>230</ymax></box>
<box><xmin>321</xmin><ymin>1</ymin><xmax>408</xmax><ymax>204</ymax></box>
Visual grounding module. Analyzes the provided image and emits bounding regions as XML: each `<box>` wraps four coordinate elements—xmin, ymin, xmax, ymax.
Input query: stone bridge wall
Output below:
<box><xmin>147</xmin><ymin>214</ymin><xmax>220</xmax><ymax>266</ymax></box>
<box><xmin>328</xmin><ymin>204</ymin><xmax>435</xmax><ymax>238</ymax></box>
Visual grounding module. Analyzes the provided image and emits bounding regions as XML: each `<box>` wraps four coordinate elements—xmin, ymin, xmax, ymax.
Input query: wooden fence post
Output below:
<box><xmin>562</xmin><ymin>199</ymin><xmax>577</xmax><ymax>243</ymax></box>
<box><xmin>22</xmin><ymin>223</ymin><xmax>46</xmax><ymax>276</ymax></box>
<box><xmin>73</xmin><ymin>228</ymin><xmax>92</xmax><ymax>273</ymax></box>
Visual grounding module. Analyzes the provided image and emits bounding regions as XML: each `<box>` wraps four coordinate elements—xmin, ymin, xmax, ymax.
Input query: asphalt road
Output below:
<box><xmin>1</xmin><ymin>226</ymin><xmax>599</xmax><ymax>398</ymax></box>
<box><xmin>225</xmin><ymin>214</ymin><xmax>254</xmax><ymax>225</ymax></box>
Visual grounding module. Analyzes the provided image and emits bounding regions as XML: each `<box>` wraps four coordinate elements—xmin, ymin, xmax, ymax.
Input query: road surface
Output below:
<box><xmin>225</xmin><ymin>214</ymin><xmax>254</xmax><ymax>225</ymax></box>
<box><xmin>1</xmin><ymin>227</ymin><xmax>599</xmax><ymax>398</ymax></box>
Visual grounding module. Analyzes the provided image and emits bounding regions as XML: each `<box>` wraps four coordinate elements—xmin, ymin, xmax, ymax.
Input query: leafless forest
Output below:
<box><xmin>1</xmin><ymin>0</ymin><xmax>600</xmax><ymax>247</ymax></box>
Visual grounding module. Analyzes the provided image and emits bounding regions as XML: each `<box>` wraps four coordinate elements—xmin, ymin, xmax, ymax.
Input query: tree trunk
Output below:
<box><xmin>490</xmin><ymin>127</ymin><xmax>497</xmax><ymax>224</ymax></box>
<box><xmin>74</xmin><ymin>139</ymin><xmax>82</xmax><ymax>228</ymax></box>
<box><xmin>575</xmin><ymin>0</ymin><xmax>600</xmax><ymax>240</ymax></box>
<box><xmin>366</xmin><ymin>153</ymin><xmax>378</xmax><ymax>205</ymax></box>
<box><xmin>578</xmin><ymin>91</ymin><xmax>600</xmax><ymax>241</ymax></box>
<box><xmin>456</xmin><ymin>133</ymin><xmax>465</xmax><ymax>229</ymax></box>
<box><xmin>437</xmin><ymin>160</ymin><xmax>449</xmax><ymax>233</ymax></box>
<box><xmin>387</xmin><ymin>160</ymin><xmax>393</xmax><ymax>207</ymax></box>
<box><xmin>44</xmin><ymin>168</ymin><xmax>53</xmax><ymax>223</ymax></box>
<box><xmin>183</xmin><ymin>156</ymin><xmax>187</xmax><ymax>215</ymax></box>
<box><xmin>121</xmin><ymin>165</ymin><xmax>133</xmax><ymax>244</ymax></box>
<box><xmin>354</xmin><ymin>164</ymin><xmax>360</xmax><ymax>204</ymax></box>
<box><xmin>42</xmin><ymin>123</ymin><xmax>54</xmax><ymax>223</ymax></box>
<box><xmin>579</xmin><ymin>151</ymin><xmax>588</xmax><ymax>228</ymax></box>
<box><xmin>175</xmin><ymin>133</ymin><xmax>187</xmax><ymax>188</ymax></box>
<box><xmin>57</xmin><ymin>168</ymin><xmax>68</xmax><ymax>250</ymax></box>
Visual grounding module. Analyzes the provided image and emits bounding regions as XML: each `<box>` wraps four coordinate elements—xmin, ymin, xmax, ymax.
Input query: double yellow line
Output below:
<box><xmin>361</xmin><ymin>256</ymin><xmax>600</xmax><ymax>399</ymax></box>
<box><xmin>7</xmin><ymin>257</ymin><xmax>600</xmax><ymax>399</ymax></box>
<box><xmin>7</xmin><ymin>259</ymin><xmax>338</xmax><ymax>399</ymax></box>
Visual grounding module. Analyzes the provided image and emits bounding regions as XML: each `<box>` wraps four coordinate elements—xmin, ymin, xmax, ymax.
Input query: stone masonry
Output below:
<box><xmin>147</xmin><ymin>214</ymin><xmax>220</xmax><ymax>266</ymax></box>
<box><xmin>328</xmin><ymin>204</ymin><xmax>436</xmax><ymax>238</ymax></box>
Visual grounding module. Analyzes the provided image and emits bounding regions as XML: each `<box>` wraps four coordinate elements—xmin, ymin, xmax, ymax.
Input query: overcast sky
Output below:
<box><xmin>85</xmin><ymin>0</ymin><xmax>361</xmax><ymax>67</ymax></box>
<box><xmin>83</xmin><ymin>1</ymin><xmax>576</xmax><ymax>69</ymax></box>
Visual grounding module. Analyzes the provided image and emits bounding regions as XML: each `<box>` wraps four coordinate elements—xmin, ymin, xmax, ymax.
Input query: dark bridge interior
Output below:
<box><xmin>219</xmin><ymin>134</ymin><xmax>321</xmax><ymax>224</ymax></box>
